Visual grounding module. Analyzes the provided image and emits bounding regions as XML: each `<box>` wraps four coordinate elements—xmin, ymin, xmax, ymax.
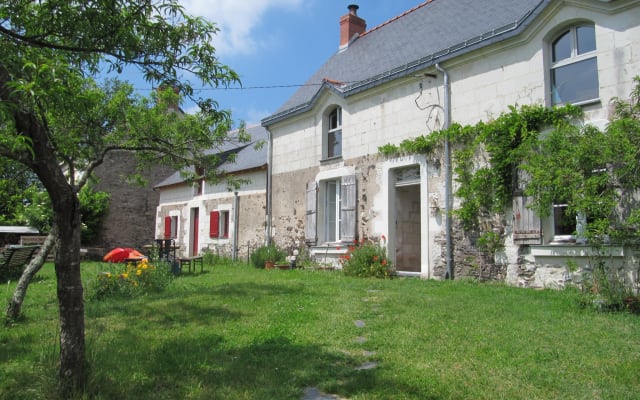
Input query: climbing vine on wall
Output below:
<box><xmin>379</xmin><ymin>77</ymin><xmax>640</xmax><ymax>243</ymax></box>
<box><xmin>379</xmin><ymin>103</ymin><xmax>582</xmax><ymax>231</ymax></box>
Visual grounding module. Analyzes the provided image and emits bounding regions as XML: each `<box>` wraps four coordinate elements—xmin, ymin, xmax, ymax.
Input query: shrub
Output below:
<box><xmin>341</xmin><ymin>238</ymin><xmax>395</xmax><ymax>278</ymax></box>
<box><xmin>250</xmin><ymin>244</ymin><xmax>286</xmax><ymax>269</ymax></box>
<box><xmin>577</xmin><ymin>260</ymin><xmax>640</xmax><ymax>314</ymax></box>
<box><xmin>91</xmin><ymin>258</ymin><xmax>172</xmax><ymax>299</ymax></box>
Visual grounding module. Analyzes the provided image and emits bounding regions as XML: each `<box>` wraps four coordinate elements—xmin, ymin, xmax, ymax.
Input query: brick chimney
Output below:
<box><xmin>340</xmin><ymin>4</ymin><xmax>366</xmax><ymax>49</ymax></box>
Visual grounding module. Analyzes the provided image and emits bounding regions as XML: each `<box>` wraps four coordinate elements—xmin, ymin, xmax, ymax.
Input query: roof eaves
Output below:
<box><xmin>262</xmin><ymin>81</ymin><xmax>345</xmax><ymax>126</ymax></box>
<box><xmin>262</xmin><ymin>0</ymin><xmax>549</xmax><ymax>126</ymax></box>
<box><xmin>343</xmin><ymin>1</ymin><xmax>547</xmax><ymax>97</ymax></box>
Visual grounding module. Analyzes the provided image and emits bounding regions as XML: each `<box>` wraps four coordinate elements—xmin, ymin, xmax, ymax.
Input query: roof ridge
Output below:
<box><xmin>360</xmin><ymin>0</ymin><xmax>436</xmax><ymax>38</ymax></box>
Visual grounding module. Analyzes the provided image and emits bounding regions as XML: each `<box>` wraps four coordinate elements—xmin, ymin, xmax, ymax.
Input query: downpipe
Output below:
<box><xmin>436</xmin><ymin>63</ymin><xmax>454</xmax><ymax>280</ymax></box>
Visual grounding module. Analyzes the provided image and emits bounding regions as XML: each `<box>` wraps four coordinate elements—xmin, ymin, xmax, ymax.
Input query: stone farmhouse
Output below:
<box><xmin>154</xmin><ymin>125</ymin><xmax>267</xmax><ymax>261</ymax></box>
<box><xmin>259</xmin><ymin>0</ymin><xmax>640</xmax><ymax>287</ymax></box>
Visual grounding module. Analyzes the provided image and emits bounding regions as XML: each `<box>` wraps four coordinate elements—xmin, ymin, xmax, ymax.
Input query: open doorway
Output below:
<box><xmin>392</xmin><ymin>166</ymin><xmax>421</xmax><ymax>273</ymax></box>
<box><xmin>395</xmin><ymin>185</ymin><xmax>421</xmax><ymax>272</ymax></box>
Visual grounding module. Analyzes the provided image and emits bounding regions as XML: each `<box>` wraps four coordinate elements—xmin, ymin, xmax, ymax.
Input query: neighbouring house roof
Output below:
<box><xmin>262</xmin><ymin>0</ymin><xmax>549</xmax><ymax>126</ymax></box>
<box><xmin>154</xmin><ymin>124</ymin><xmax>268</xmax><ymax>189</ymax></box>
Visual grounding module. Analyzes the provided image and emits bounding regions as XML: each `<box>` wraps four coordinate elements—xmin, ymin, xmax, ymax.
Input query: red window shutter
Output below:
<box><xmin>210</xmin><ymin>211</ymin><xmax>220</xmax><ymax>238</ymax></box>
<box><xmin>164</xmin><ymin>216</ymin><xmax>172</xmax><ymax>238</ymax></box>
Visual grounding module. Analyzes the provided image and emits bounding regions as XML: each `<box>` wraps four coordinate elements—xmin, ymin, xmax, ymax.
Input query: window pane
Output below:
<box><xmin>326</xmin><ymin>181</ymin><xmax>337</xmax><ymax>242</ymax></box>
<box><xmin>552</xmin><ymin>30</ymin><xmax>571</xmax><ymax>62</ymax></box>
<box><xmin>329</xmin><ymin>108</ymin><xmax>341</xmax><ymax>130</ymax></box>
<box><xmin>576</xmin><ymin>25</ymin><xmax>596</xmax><ymax>55</ymax></box>
<box><xmin>551</xmin><ymin>57</ymin><xmax>598</xmax><ymax>104</ymax></box>
<box><xmin>554</xmin><ymin>205</ymin><xmax>575</xmax><ymax>236</ymax></box>
<box><xmin>328</xmin><ymin>129</ymin><xmax>342</xmax><ymax>158</ymax></box>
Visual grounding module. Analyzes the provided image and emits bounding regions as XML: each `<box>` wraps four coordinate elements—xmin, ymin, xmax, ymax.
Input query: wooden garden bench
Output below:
<box><xmin>0</xmin><ymin>245</ymin><xmax>41</xmax><ymax>280</ymax></box>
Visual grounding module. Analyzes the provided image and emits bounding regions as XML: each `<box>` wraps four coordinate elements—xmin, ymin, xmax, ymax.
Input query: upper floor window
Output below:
<box><xmin>326</xmin><ymin>107</ymin><xmax>342</xmax><ymax>159</ymax></box>
<box><xmin>550</xmin><ymin>24</ymin><xmax>598</xmax><ymax>106</ymax></box>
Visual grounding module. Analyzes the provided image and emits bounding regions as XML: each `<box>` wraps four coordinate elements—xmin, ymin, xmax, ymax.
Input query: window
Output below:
<box><xmin>164</xmin><ymin>215</ymin><xmax>178</xmax><ymax>239</ymax></box>
<box><xmin>550</xmin><ymin>24</ymin><xmax>598</xmax><ymax>105</ymax></box>
<box><xmin>324</xmin><ymin>180</ymin><xmax>341</xmax><ymax>242</ymax></box>
<box><xmin>209</xmin><ymin>210</ymin><xmax>230</xmax><ymax>238</ymax></box>
<box><xmin>326</xmin><ymin>107</ymin><xmax>342</xmax><ymax>159</ymax></box>
<box><xmin>552</xmin><ymin>204</ymin><xmax>576</xmax><ymax>242</ymax></box>
<box><xmin>305</xmin><ymin>175</ymin><xmax>356</xmax><ymax>244</ymax></box>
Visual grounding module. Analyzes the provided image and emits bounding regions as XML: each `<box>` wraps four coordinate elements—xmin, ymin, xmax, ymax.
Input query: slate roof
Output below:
<box><xmin>154</xmin><ymin>124</ymin><xmax>268</xmax><ymax>189</ymax></box>
<box><xmin>262</xmin><ymin>0</ymin><xmax>549</xmax><ymax>125</ymax></box>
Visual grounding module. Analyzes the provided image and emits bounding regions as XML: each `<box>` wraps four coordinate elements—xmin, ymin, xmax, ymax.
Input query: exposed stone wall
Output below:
<box><xmin>93</xmin><ymin>151</ymin><xmax>174</xmax><ymax>250</ymax></box>
<box><xmin>201</xmin><ymin>192</ymin><xmax>267</xmax><ymax>262</ymax></box>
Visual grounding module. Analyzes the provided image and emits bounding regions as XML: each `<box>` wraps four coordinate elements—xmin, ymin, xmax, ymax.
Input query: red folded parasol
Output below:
<box><xmin>103</xmin><ymin>247</ymin><xmax>146</xmax><ymax>263</ymax></box>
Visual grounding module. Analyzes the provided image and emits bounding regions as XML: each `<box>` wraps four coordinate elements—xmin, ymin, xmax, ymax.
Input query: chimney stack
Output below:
<box><xmin>340</xmin><ymin>4</ymin><xmax>366</xmax><ymax>49</ymax></box>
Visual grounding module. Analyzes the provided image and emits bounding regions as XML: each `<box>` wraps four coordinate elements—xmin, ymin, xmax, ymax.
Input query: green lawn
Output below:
<box><xmin>2</xmin><ymin>261</ymin><xmax>639</xmax><ymax>399</ymax></box>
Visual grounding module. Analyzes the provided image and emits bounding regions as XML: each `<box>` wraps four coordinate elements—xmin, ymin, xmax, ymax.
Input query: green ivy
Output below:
<box><xmin>378</xmin><ymin>103</ymin><xmax>582</xmax><ymax>230</ymax></box>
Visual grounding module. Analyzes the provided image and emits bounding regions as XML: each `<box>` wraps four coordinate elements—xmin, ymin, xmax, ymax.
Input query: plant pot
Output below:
<box><xmin>264</xmin><ymin>261</ymin><xmax>275</xmax><ymax>270</ymax></box>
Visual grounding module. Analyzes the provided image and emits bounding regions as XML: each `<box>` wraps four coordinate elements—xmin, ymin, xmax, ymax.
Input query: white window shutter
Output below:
<box><xmin>305</xmin><ymin>180</ymin><xmax>317</xmax><ymax>244</ymax></box>
<box><xmin>340</xmin><ymin>175</ymin><xmax>357</xmax><ymax>242</ymax></box>
<box><xmin>513</xmin><ymin>196</ymin><xmax>541</xmax><ymax>244</ymax></box>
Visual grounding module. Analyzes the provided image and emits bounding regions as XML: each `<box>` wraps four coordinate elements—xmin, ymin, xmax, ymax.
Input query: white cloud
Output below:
<box><xmin>180</xmin><ymin>0</ymin><xmax>304</xmax><ymax>57</ymax></box>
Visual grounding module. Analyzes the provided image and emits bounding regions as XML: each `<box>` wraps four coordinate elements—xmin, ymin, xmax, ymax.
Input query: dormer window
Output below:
<box><xmin>550</xmin><ymin>24</ymin><xmax>599</xmax><ymax>106</ymax></box>
<box><xmin>325</xmin><ymin>107</ymin><xmax>342</xmax><ymax>159</ymax></box>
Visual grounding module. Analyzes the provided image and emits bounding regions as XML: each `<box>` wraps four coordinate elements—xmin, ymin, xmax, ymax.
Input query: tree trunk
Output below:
<box><xmin>6</xmin><ymin>226</ymin><xmax>57</xmax><ymax>322</ymax></box>
<box><xmin>54</xmin><ymin>197</ymin><xmax>85</xmax><ymax>398</ymax></box>
<box><xmin>1</xmin><ymin>62</ymin><xmax>87</xmax><ymax>397</ymax></box>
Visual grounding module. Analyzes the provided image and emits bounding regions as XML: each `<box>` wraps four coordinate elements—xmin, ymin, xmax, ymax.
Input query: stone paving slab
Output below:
<box><xmin>302</xmin><ymin>387</ymin><xmax>347</xmax><ymax>400</ymax></box>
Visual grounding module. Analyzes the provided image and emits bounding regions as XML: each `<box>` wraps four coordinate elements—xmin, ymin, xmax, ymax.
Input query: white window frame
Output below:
<box><xmin>550</xmin><ymin>24</ymin><xmax>599</xmax><ymax>106</ymax></box>
<box><xmin>170</xmin><ymin>215</ymin><xmax>178</xmax><ymax>239</ymax></box>
<box><xmin>325</xmin><ymin>107</ymin><xmax>342</xmax><ymax>159</ymax></box>
<box><xmin>219</xmin><ymin>209</ymin><xmax>230</xmax><ymax>239</ymax></box>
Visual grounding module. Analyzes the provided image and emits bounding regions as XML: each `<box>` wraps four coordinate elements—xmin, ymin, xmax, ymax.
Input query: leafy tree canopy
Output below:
<box><xmin>0</xmin><ymin>1</ymin><xmax>244</xmax><ymax>395</ymax></box>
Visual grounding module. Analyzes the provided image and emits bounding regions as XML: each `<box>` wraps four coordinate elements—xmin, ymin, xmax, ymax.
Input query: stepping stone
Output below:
<box><xmin>354</xmin><ymin>320</ymin><xmax>365</xmax><ymax>328</ymax></box>
<box><xmin>355</xmin><ymin>361</ymin><xmax>378</xmax><ymax>370</ymax></box>
<box><xmin>355</xmin><ymin>336</ymin><xmax>367</xmax><ymax>344</ymax></box>
<box><xmin>302</xmin><ymin>387</ymin><xmax>346</xmax><ymax>400</ymax></box>
<box><xmin>362</xmin><ymin>350</ymin><xmax>376</xmax><ymax>357</ymax></box>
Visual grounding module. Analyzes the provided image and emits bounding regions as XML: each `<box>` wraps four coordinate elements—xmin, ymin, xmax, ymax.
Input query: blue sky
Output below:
<box><xmin>124</xmin><ymin>1</ymin><xmax>422</xmax><ymax>127</ymax></box>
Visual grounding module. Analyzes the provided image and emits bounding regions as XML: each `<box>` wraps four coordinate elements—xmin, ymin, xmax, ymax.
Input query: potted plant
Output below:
<box><xmin>250</xmin><ymin>244</ymin><xmax>285</xmax><ymax>269</ymax></box>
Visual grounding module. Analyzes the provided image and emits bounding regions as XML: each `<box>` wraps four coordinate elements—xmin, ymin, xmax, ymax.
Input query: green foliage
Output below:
<box><xmin>12</xmin><ymin>185</ymin><xmax>52</xmax><ymax>233</ymax></box>
<box><xmin>0</xmin><ymin>0</ymin><xmax>244</xmax><ymax>394</ymax></box>
<box><xmin>90</xmin><ymin>259</ymin><xmax>172</xmax><ymax>299</ymax></box>
<box><xmin>379</xmin><ymin>104</ymin><xmax>582</xmax><ymax>231</ymax></box>
<box><xmin>78</xmin><ymin>186</ymin><xmax>110</xmax><ymax>245</ymax></box>
<box><xmin>250</xmin><ymin>244</ymin><xmax>286</xmax><ymax>268</ymax></box>
<box><xmin>0</xmin><ymin>159</ymin><xmax>41</xmax><ymax>226</ymax></box>
<box><xmin>341</xmin><ymin>239</ymin><xmax>395</xmax><ymax>279</ymax></box>
<box><xmin>476</xmin><ymin>230</ymin><xmax>505</xmax><ymax>255</ymax></box>
<box><xmin>523</xmin><ymin>79</ymin><xmax>640</xmax><ymax>243</ymax></box>
<box><xmin>577</xmin><ymin>260</ymin><xmax>640</xmax><ymax>314</ymax></box>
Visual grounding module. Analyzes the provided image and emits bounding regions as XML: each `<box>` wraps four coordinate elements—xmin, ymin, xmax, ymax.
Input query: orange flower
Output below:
<box><xmin>373</xmin><ymin>256</ymin><xmax>379</xmax><ymax>262</ymax></box>
<box><xmin>382</xmin><ymin>259</ymin><xmax>387</xmax><ymax>266</ymax></box>
<box><xmin>348</xmin><ymin>246</ymin><xmax>355</xmax><ymax>252</ymax></box>
<box><xmin>345</xmin><ymin>255</ymin><xmax>351</xmax><ymax>260</ymax></box>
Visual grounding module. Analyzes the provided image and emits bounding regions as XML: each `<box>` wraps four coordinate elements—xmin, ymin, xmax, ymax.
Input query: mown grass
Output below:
<box><xmin>2</xmin><ymin>261</ymin><xmax>639</xmax><ymax>399</ymax></box>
